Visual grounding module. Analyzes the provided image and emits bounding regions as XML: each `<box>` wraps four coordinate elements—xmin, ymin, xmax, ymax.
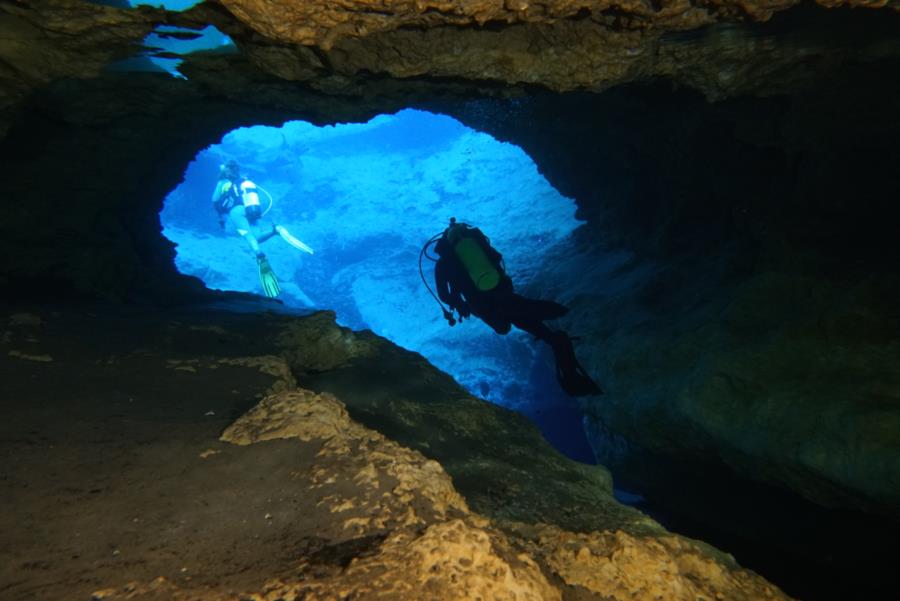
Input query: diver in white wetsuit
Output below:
<box><xmin>211</xmin><ymin>159</ymin><xmax>313</xmax><ymax>298</ymax></box>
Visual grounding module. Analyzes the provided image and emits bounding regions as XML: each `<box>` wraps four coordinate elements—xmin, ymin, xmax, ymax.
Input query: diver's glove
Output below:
<box><xmin>443</xmin><ymin>302</ymin><xmax>470</xmax><ymax>326</ymax></box>
<box><xmin>442</xmin><ymin>309</ymin><xmax>457</xmax><ymax>326</ymax></box>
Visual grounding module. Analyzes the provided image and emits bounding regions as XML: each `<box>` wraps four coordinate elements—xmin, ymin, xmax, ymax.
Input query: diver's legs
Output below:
<box><xmin>242</xmin><ymin>233</ymin><xmax>262</xmax><ymax>255</ymax></box>
<box><xmin>467</xmin><ymin>293</ymin><xmax>511</xmax><ymax>335</ymax></box>
<box><xmin>508</xmin><ymin>295</ymin><xmax>568</xmax><ymax>322</ymax></box>
<box><xmin>511</xmin><ymin>318</ymin><xmax>554</xmax><ymax>343</ymax></box>
<box><xmin>506</xmin><ymin>293</ymin><xmax>567</xmax><ymax>342</ymax></box>
<box><xmin>503</xmin><ymin>293</ymin><xmax>601</xmax><ymax>395</ymax></box>
<box><xmin>480</xmin><ymin>312</ymin><xmax>512</xmax><ymax>335</ymax></box>
<box><xmin>227</xmin><ymin>206</ymin><xmax>261</xmax><ymax>254</ymax></box>
<box><xmin>257</xmin><ymin>224</ymin><xmax>278</xmax><ymax>244</ymax></box>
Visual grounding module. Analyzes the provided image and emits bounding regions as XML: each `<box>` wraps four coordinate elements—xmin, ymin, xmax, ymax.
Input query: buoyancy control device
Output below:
<box><xmin>213</xmin><ymin>172</ymin><xmax>275</xmax><ymax>221</ymax></box>
<box><xmin>419</xmin><ymin>218</ymin><xmax>505</xmax><ymax>325</ymax></box>
<box><xmin>240</xmin><ymin>179</ymin><xmax>262</xmax><ymax>221</ymax></box>
<box><xmin>445</xmin><ymin>221</ymin><xmax>501</xmax><ymax>292</ymax></box>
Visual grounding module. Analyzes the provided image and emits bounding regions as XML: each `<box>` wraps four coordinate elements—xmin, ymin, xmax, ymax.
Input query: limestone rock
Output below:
<box><xmin>219</xmin><ymin>0</ymin><xmax>889</xmax><ymax>50</ymax></box>
<box><xmin>265</xmin><ymin>519</ymin><xmax>562</xmax><ymax>601</ymax></box>
<box><xmin>457</xmin><ymin>79</ymin><xmax>900</xmax><ymax>520</ymax></box>
<box><xmin>506</xmin><ymin>522</ymin><xmax>790</xmax><ymax>601</ymax></box>
<box><xmin>1</xmin><ymin>2</ymin><xmax>898</xmax><ymax>598</ymax></box>
<box><xmin>214</xmin><ymin>0</ymin><xmax>900</xmax><ymax>96</ymax></box>
<box><xmin>4</xmin><ymin>0</ymin><xmax>897</xmax><ymax>149</ymax></box>
<box><xmin>94</xmin><ymin>383</ymin><xmax>791</xmax><ymax>601</ymax></box>
<box><xmin>273</xmin><ymin>311</ymin><xmax>382</xmax><ymax>374</ymax></box>
<box><xmin>217</xmin><ymin>355</ymin><xmax>298</xmax><ymax>392</ymax></box>
<box><xmin>577</xmin><ymin>268</ymin><xmax>900</xmax><ymax>513</ymax></box>
<box><xmin>222</xmin><ymin>388</ymin><xmax>471</xmax><ymax>526</ymax></box>
<box><xmin>0</xmin><ymin>0</ymin><xmax>160</xmax><ymax>136</ymax></box>
<box><xmin>289</xmin><ymin>325</ymin><xmax>650</xmax><ymax>536</ymax></box>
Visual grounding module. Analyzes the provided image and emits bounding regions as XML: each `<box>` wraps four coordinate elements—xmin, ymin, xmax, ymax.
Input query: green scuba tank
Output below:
<box><xmin>448</xmin><ymin>225</ymin><xmax>501</xmax><ymax>291</ymax></box>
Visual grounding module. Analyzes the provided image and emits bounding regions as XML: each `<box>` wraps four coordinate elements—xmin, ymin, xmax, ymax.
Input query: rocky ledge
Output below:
<box><xmin>1</xmin><ymin>302</ymin><xmax>789</xmax><ymax>600</ymax></box>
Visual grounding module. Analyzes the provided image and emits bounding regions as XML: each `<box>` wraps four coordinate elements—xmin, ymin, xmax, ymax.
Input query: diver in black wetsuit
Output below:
<box><xmin>421</xmin><ymin>218</ymin><xmax>602</xmax><ymax>397</ymax></box>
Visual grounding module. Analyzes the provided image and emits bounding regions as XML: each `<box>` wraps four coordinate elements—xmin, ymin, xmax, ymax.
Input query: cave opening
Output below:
<box><xmin>88</xmin><ymin>0</ymin><xmax>202</xmax><ymax>9</ymax></box>
<box><xmin>160</xmin><ymin>108</ymin><xmax>597</xmax><ymax>464</ymax></box>
<box><xmin>93</xmin><ymin>1</ymin><xmax>235</xmax><ymax>77</ymax></box>
<box><xmin>4</xmin><ymin>2</ymin><xmax>900</xmax><ymax>601</ymax></box>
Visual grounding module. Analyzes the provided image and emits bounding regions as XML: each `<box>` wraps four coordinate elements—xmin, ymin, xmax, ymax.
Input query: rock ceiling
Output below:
<box><xmin>219</xmin><ymin>0</ymin><xmax>887</xmax><ymax>48</ymax></box>
<box><xmin>2</xmin><ymin>0</ymin><xmax>898</xmax><ymax>139</ymax></box>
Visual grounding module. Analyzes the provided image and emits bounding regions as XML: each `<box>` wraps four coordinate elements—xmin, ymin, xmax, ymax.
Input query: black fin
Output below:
<box><xmin>551</xmin><ymin>331</ymin><xmax>603</xmax><ymax>397</ymax></box>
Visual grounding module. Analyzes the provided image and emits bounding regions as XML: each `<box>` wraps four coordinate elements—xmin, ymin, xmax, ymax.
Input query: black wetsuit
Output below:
<box><xmin>432</xmin><ymin>224</ymin><xmax>601</xmax><ymax>396</ymax></box>
<box><xmin>433</xmin><ymin>228</ymin><xmax>567</xmax><ymax>341</ymax></box>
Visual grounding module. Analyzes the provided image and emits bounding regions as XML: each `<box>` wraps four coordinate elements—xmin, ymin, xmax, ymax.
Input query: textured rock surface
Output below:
<box><xmin>1</xmin><ymin>7</ymin><xmax>897</xmax><ymax>578</ymax></box>
<box><xmin>0</xmin><ymin>0</ymin><xmax>160</xmax><ymax>136</ymax></box>
<box><xmin>222</xmin><ymin>388</ymin><xmax>471</xmax><ymax>529</ymax></box>
<box><xmin>2</xmin><ymin>1</ymin><xmax>898</xmax><ymax>301</ymax></box>
<box><xmin>1</xmin><ymin>1</ymin><xmax>899</xmax><ymax>599</ymax></box>
<box><xmin>217</xmin><ymin>0</ymin><xmax>900</xmax><ymax>96</ymax></box>
<box><xmin>3</xmin><ymin>0</ymin><xmax>900</xmax><ymax>144</ymax></box>
<box><xmin>506</xmin><ymin>522</ymin><xmax>788</xmax><ymax>601</ymax></box>
<box><xmin>255</xmin><ymin>306</ymin><xmax>634</xmax><ymax>535</ymax></box>
<box><xmin>273</xmin><ymin>312</ymin><xmax>382</xmax><ymax>374</ymax></box>
<box><xmin>453</xmin><ymin>76</ymin><xmax>900</xmax><ymax>519</ymax></box>
<box><xmin>0</xmin><ymin>305</ymin><xmax>792</xmax><ymax>601</ymax></box>
<box><xmin>219</xmin><ymin>0</ymin><xmax>895</xmax><ymax>49</ymax></box>
<box><xmin>98</xmin><ymin>381</ymin><xmax>791</xmax><ymax>601</ymax></box>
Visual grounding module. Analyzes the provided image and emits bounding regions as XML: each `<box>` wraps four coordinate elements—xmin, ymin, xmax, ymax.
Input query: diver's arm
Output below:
<box><xmin>211</xmin><ymin>180</ymin><xmax>227</xmax><ymax>204</ymax></box>
<box><xmin>435</xmin><ymin>259</ymin><xmax>465</xmax><ymax>308</ymax></box>
<box><xmin>435</xmin><ymin>259</ymin><xmax>453</xmax><ymax>306</ymax></box>
<box><xmin>435</xmin><ymin>260</ymin><xmax>470</xmax><ymax>317</ymax></box>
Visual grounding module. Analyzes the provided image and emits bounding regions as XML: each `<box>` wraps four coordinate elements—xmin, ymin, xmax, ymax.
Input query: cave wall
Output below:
<box><xmin>1</xmin><ymin>76</ymin><xmax>231</xmax><ymax>301</ymax></box>
<box><xmin>2</xmin><ymin>0</ymin><xmax>898</xmax><ymax>549</ymax></box>
<box><xmin>0</xmin><ymin>56</ymin><xmax>479</xmax><ymax>302</ymax></box>
<box><xmin>450</xmin><ymin>64</ymin><xmax>900</xmax><ymax>519</ymax></box>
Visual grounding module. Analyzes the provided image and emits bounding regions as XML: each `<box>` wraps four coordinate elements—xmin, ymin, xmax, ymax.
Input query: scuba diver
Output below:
<box><xmin>420</xmin><ymin>218</ymin><xmax>602</xmax><ymax>397</ymax></box>
<box><xmin>211</xmin><ymin>159</ymin><xmax>314</xmax><ymax>298</ymax></box>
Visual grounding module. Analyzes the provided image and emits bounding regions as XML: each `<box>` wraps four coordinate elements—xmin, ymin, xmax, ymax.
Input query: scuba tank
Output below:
<box><xmin>419</xmin><ymin>218</ymin><xmax>504</xmax><ymax>327</ymax></box>
<box><xmin>240</xmin><ymin>179</ymin><xmax>262</xmax><ymax>221</ymax></box>
<box><xmin>214</xmin><ymin>161</ymin><xmax>273</xmax><ymax>220</ymax></box>
<box><xmin>446</xmin><ymin>221</ymin><xmax>501</xmax><ymax>292</ymax></box>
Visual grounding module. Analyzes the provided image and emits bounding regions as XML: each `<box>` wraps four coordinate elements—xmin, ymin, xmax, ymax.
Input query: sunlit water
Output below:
<box><xmin>161</xmin><ymin>109</ymin><xmax>595</xmax><ymax>461</ymax></box>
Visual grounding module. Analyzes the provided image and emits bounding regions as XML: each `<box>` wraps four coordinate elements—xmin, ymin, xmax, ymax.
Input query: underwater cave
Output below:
<box><xmin>159</xmin><ymin>109</ymin><xmax>595</xmax><ymax>462</ymax></box>
<box><xmin>2</xmin><ymin>2</ymin><xmax>899</xmax><ymax>601</ymax></box>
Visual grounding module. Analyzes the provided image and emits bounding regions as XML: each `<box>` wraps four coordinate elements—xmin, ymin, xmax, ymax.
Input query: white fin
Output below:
<box><xmin>276</xmin><ymin>225</ymin><xmax>314</xmax><ymax>255</ymax></box>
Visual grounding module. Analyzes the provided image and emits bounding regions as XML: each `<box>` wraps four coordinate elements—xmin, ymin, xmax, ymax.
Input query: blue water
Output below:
<box><xmin>88</xmin><ymin>1</ymin><xmax>202</xmax><ymax>10</ymax></box>
<box><xmin>139</xmin><ymin>25</ymin><xmax>234</xmax><ymax>77</ymax></box>
<box><xmin>125</xmin><ymin>1</ymin><xmax>203</xmax><ymax>9</ymax></box>
<box><xmin>161</xmin><ymin>109</ymin><xmax>594</xmax><ymax>461</ymax></box>
<box><xmin>93</xmin><ymin>0</ymin><xmax>235</xmax><ymax>77</ymax></box>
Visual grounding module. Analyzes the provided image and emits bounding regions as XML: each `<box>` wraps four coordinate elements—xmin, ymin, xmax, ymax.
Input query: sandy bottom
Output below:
<box><xmin>0</xmin><ymin>306</ymin><xmax>350</xmax><ymax>600</ymax></box>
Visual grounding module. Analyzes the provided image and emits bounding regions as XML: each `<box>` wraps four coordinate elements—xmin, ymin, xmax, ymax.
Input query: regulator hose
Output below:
<box><xmin>418</xmin><ymin>232</ymin><xmax>457</xmax><ymax>325</ymax></box>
